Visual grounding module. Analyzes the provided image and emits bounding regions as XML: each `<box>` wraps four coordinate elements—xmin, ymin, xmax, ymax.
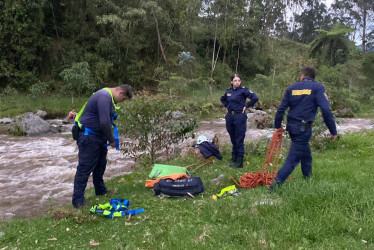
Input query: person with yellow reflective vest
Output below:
<box><xmin>72</xmin><ymin>84</ymin><xmax>133</xmax><ymax>209</ymax></box>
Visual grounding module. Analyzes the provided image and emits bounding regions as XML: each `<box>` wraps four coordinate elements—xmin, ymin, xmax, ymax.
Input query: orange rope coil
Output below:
<box><xmin>231</xmin><ymin>128</ymin><xmax>284</xmax><ymax>188</ymax></box>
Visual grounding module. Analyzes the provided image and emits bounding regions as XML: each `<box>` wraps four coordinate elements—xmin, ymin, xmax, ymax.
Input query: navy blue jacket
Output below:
<box><xmin>274</xmin><ymin>78</ymin><xmax>337</xmax><ymax>135</ymax></box>
<box><xmin>220</xmin><ymin>85</ymin><xmax>259</xmax><ymax>111</ymax></box>
<box><xmin>195</xmin><ymin>142</ymin><xmax>222</xmax><ymax>160</ymax></box>
<box><xmin>79</xmin><ymin>89</ymin><xmax>115</xmax><ymax>143</ymax></box>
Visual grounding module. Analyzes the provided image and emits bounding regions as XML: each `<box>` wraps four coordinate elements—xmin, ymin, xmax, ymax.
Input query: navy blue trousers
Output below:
<box><xmin>275</xmin><ymin>126</ymin><xmax>312</xmax><ymax>184</ymax></box>
<box><xmin>72</xmin><ymin>132</ymin><xmax>108</xmax><ymax>207</ymax></box>
<box><xmin>225</xmin><ymin>113</ymin><xmax>247</xmax><ymax>158</ymax></box>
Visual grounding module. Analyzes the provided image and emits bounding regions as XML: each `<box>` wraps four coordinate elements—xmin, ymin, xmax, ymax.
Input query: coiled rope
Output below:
<box><xmin>231</xmin><ymin>128</ymin><xmax>284</xmax><ymax>188</ymax></box>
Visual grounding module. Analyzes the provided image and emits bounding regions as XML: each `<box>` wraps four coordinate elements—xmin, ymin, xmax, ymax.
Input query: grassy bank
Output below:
<box><xmin>1</xmin><ymin>86</ymin><xmax>373</xmax><ymax>120</ymax></box>
<box><xmin>0</xmin><ymin>95</ymin><xmax>88</xmax><ymax>119</ymax></box>
<box><xmin>355</xmin><ymin>104</ymin><xmax>374</xmax><ymax>119</ymax></box>
<box><xmin>1</xmin><ymin>130</ymin><xmax>373</xmax><ymax>249</ymax></box>
<box><xmin>0</xmin><ymin>85</ymin><xmax>226</xmax><ymax>120</ymax></box>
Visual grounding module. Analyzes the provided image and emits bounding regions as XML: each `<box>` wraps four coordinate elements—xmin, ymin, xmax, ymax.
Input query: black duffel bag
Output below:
<box><xmin>153</xmin><ymin>177</ymin><xmax>205</xmax><ymax>197</ymax></box>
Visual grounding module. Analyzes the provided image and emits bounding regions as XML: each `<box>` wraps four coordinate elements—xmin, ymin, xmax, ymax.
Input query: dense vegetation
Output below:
<box><xmin>0</xmin><ymin>0</ymin><xmax>373</xmax><ymax>115</ymax></box>
<box><xmin>1</xmin><ymin>130</ymin><xmax>373</xmax><ymax>249</ymax></box>
<box><xmin>1</xmin><ymin>1</ymin><xmax>373</xmax><ymax>248</ymax></box>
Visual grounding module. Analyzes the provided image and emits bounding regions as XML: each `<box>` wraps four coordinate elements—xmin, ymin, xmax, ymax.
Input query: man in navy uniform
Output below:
<box><xmin>72</xmin><ymin>84</ymin><xmax>133</xmax><ymax>208</ymax></box>
<box><xmin>221</xmin><ymin>74</ymin><xmax>259</xmax><ymax>168</ymax></box>
<box><xmin>270</xmin><ymin>67</ymin><xmax>337</xmax><ymax>190</ymax></box>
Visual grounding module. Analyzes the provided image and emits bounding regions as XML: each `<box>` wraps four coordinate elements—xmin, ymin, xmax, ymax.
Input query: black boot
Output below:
<box><xmin>269</xmin><ymin>179</ymin><xmax>282</xmax><ymax>192</ymax></box>
<box><xmin>229</xmin><ymin>153</ymin><xmax>237</xmax><ymax>164</ymax></box>
<box><xmin>231</xmin><ymin>157</ymin><xmax>243</xmax><ymax>168</ymax></box>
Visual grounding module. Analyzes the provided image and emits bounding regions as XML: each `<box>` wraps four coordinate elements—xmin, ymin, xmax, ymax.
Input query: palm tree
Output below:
<box><xmin>309</xmin><ymin>23</ymin><xmax>355</xmax><ymax>66</ymax></box>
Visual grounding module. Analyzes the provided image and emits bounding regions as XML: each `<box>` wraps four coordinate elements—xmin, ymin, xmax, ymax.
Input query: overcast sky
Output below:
<box><xmin>323</xmin><ymin>0</ymin><xmax>334</xmax><ymax>8</ymax></box>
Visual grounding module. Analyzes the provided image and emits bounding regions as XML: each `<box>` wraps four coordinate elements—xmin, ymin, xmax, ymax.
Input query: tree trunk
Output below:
<box><xmin>51</xmin><ymin>0</ymin><xmax>61</xmax><ymax>50</ymax></box>
<box><xmin>362</xmin><ymin>5</ymin><xmax>367</xmax><ymax>55</ymax></box>
<box><xmin>211</xmin><ymin>14</ymin><xmax>220</xmax><ymax>77</ymax></box>
<box><xmin>222</xmin><ymin>2</ymin><xmax>228</xmax><ymax>64</ymax></box>
<box><xmin>211</xmin><ymin>45</ymin><xmax>221</xmax><ymax>77</ymax></box>
<box><xmin>235</xmin><ymin>43</ymin><xmax>240</xmax><ymax>73</ymax></box>
<box><xmin>153</xmin><ymin>12</ymin><xmax>167</xmax><ymax>62</ymax></box>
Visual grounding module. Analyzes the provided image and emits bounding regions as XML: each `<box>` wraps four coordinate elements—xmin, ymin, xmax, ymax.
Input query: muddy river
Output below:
<box><xmin>0</xmin><ymin>118</ymin><xmax>372</xmax><ymax>221</ymax></box>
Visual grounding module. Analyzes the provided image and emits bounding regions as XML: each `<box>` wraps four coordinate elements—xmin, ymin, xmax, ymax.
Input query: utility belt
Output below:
<box><xmin>72</xmin><ymin>124</ymin><xmax>105</xmax><ymax>140</ymax></box>
<box><xmin>287</xmin><ymin>118</ymin><xmax>312</xmax><ymax>132</ymax></box>
<box><xmin>287</xmin><ymin>118</ymin><xmax>312</xmax><ymax>125</ymax></box>
<box><xmin>82</xmin><ymin>125</ymin><xmax>119</xmax><ymax>150</ymax></box>
<box><xmin>76</xmin><ymin>125</ymin><xmax>114</xmax><ymax>148</ymax></box>
<box><xmin>80</xmin><ymin>126</ymin><xmax>104</xmax><ymax>137</ymax></box>
<box><xmin>228</xmin><ymin>110</ymin><xmax>243</xmax><ymax>114</ymax></box>
<box><xmin>79</xmin><ymin>122</ymin><xmax>119</xmax><ymax>150</ymax></box>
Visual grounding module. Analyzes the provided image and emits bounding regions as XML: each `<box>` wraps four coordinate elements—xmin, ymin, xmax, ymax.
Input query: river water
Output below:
<box><xmin>0</xmin><ymin>121</ymin><xmax>134</xmax><ymax>221</ymax></box>
<box><xmin>0</xmin><ymin>117</ymin><xmax>372</xmax><ymax>221</ymax></box>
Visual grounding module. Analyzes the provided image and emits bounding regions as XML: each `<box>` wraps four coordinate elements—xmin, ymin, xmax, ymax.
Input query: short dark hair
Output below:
<box><xmin>117</xmin><ymin>84</ymin><xmax>133</xmax><ymax>99</ymax></box>
<box><xmin>301</xmin><ymin>67</ymin><xmax>316</xmax><ymax>79</ymax></box>
<box><xmin>231</xmin><ymin>73</ymin><xmax>241</xmax><ymax>81</ymax></box>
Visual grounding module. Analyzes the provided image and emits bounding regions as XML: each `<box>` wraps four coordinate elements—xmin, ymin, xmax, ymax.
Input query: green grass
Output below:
<box><xmin>355</xmin><ymin>104</ymin><xmax>374</xmax><ymax>118</ymax></box>
<box><xmin>0</xmin><ymin>87</ymin><xmax>227</xmax><ymax>120</ymax></box>
<box><xmin>1</xmin><ymin>88</ymin><xmax>372</xmax><ymax>121</ymax></box>
<box><xmin>0</xmin><ymin>95</ymin><xmax>88</xmax><ymax>118</ymax></box>
<box><xmin>1</xmin><ymin>131</ymin><xmax>373</xmax><ymax>249</ymax></box>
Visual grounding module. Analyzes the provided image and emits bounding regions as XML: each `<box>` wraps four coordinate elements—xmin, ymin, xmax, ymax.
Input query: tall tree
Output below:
<box><xmin>309</xmin><ymin>23</ymin><xmax>355</xmax><ymax>66</ymax></box>
<box><xmin>0</xmin><ymin>0</ymin><xmax>50</xmax><ymax>89</ymax></box>
<box><xmin>353</xmin><ymin>0</ymin><xmax>374</xmax><ymax>54</ymax></box>
<box><xmin>331</xmin><ymin>0</ymin><xmax>374</xmax><ymax>55</ymax></box>
<box><xmin>290</xmin><ymin>0</ymin><xmax>332</xmax><ymax>44</ymax></box>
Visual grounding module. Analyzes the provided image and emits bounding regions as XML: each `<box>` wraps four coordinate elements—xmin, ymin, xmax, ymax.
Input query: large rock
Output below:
<box><xmin>35</xmin><ymin>110</ymin><xmax>47</xmax><ymax>119</ymax></box>
<box><xmin>336</xmin><ymin>108</ymin><xmax>354</xmax><ymax>118</ymax></box>
<box><xmin>9</xmin><ymin>112</ymin><xmax>59</xmax><ymax>136</ymax></box>
<box><xmin>247</xmin><ymin>109</ymin><xmax>273</xmax><ymax>129</ymax></box>
<box><xmin>0</xmin><ymin>118</ymin><xmax>12</xmax><ymax>124</ymax></box>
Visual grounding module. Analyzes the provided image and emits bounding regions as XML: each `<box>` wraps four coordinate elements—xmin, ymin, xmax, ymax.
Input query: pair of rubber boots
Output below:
<box><xmin>230</xmin><ymin>154</ymin><xmax>243</xmax><ymax>168</ymax></box>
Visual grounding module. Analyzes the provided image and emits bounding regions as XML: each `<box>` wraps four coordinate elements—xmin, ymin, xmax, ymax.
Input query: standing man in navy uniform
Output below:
<box><xmin>270</xmin><ymin>67</ymin><xmax>337</xmax><ymax>190</ymax></box>
<box><xmin>72</xmin><ymin>84</ymin><xmax>133</xmax><ymax>208</ymax></box>
<box><xmin>221</xmin><ymin>74</ymin><xmax>259</xmax><ymax>168</ymax></box>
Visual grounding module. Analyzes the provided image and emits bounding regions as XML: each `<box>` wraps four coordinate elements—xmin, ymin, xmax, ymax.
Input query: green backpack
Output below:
<box><xmin>148</xmin><ymin>164</ymin><xmax>190</xmax><ymax>179</ymax></box>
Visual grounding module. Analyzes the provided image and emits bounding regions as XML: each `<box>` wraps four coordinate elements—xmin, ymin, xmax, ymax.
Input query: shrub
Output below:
<box><xmin>117</xmin><ymin>97</ymin><xmax>197</xmax><ymax>163</ymax></box>
<box><xmin>1</xmin><ymin>85</ymin><xmax>18</xmax><ymax>96</ymax></box>
<box><xmin>158</xmin><ymin>74</ymin><xmax>188</xmax><ymax>97</ymax></box>
<box><xmin>59</xmin><ymin>62</ymin><xmax>96</xmax><ymax>103</ymax></box>
<box><xmin>309</xmin><ymin>112</ymin><xmax>341</xmax><ymax>151</ymax></box>
<box><xmin>29</xmin><ymin>81</ymin><xmax>49</xmax><ymax>98</ymax></box>
<box><xmin>0</xmin><ymin>85</ymin><xmax>18</xmax><ymax>104</ymax></box>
